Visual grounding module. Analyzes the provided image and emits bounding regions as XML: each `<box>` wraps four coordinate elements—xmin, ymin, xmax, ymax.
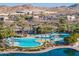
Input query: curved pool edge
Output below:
<box><xmin>6</xmin><ymin>37</ymin><xmax>43</xmax><ymax>48</ymax></box>
<box><xmin>0</xmin><ymin>46</ymin><xmax>79</xmax><ymax>54</ymax></box>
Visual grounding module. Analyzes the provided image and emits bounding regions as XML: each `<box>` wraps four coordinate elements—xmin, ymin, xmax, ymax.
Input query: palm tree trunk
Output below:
<box><xmin>2</xmin><ymin>38</ymin><xmax>5</xmax><ymax>48</ymax></box>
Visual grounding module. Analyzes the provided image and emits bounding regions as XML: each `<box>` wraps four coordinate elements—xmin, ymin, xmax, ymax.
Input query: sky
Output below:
<box><xmin>0</xmin><ymin>3</ymin><xmax>74</xmax><ymax>7</ymax></box>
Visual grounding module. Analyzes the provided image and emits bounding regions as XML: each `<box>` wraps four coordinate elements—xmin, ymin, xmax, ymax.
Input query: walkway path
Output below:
<box><xmin>0</xmin><ymin>45</ymin><xmax>79</xmax><ymax>54</ymax></box>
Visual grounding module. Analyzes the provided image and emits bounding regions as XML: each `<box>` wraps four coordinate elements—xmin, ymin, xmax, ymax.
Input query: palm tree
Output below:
<box><xmin>10</xmin><ymin>31</ymin><xmax>15</xmax><ymax>47</ymax></box>
<box><xmin>1</xmin><ymin>32</ymin><xmax>6</xmax><ymax>48</ymax></box>
<box><xmin>58</xmin><ymin>16</ymin><xmax>67</xmax><ymax>32</ymax></box>
<box><xmin>0</xmin><ymin>21</ymin><xmax>6</xmax><ymax>48</ymax></box>
<box><xmin>5</xmin><ymin>26</ymin><xmax>15</xmax><ymax>47</ymax></box>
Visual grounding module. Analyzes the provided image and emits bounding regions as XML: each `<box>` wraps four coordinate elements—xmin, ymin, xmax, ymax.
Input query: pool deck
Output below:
<box><xmin>0</xmin><ymin>45</ymin><xmax>79</xmax><ymax>54</ymax></box>
<box><xmin>10</xmin><ymin>46</ymin><xmax>79</xmax><ymax>53</ymax></box>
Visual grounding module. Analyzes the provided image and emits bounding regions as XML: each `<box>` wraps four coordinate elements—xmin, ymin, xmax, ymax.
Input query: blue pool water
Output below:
<box><xmin>7</xmin><ymin>33</ymin><xmax>70</xmax><ymax>47</ymax></box>
<box><xmin>3</xmin><ymin>33</ymin><xmax>79</xmax><ymax>56</ymax></box>
<box><xmin>0</xmin><ymin>48</ymin><xmax>79</xmax><ymax>56</ymax></box>
<box><xmin>35</xmin><ymin>33</ymin><xmax>70</xmax><ymax>43</ymax></box>
<box><xmin>7</xmin><ymin>38</ymin><xmax>42</xmax><ymax>47</ymax></box>
<box><xmin>35</xmin><ymin>33</ymin><xmax>70</xmax><ymax>39</ymax></box>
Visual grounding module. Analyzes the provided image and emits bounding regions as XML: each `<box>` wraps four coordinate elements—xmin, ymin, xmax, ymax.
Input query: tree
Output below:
<box><xmin>37</xmin><ymin>26</ymin><xmax>52</xmax><ymax>34</ymax></box>
<box><xmin>0</xmin><ymin>21</ymin><xmax>6</xmax><ymax>48</ymax></box>
<box><xmin>64</xmin><ymin>37</ymin><xmax>70</xmax><ymax>44</ymax></box>
<box><xmin>64</xmin><ymin>33</ymin><xmax>79</xmax><ymax>45</ymax></box>
<box><xmin>25</xmin><ymin>15</ymin><xmax>33</xmax><ymax>21</ymax></box>
<box><xmin>58</xmin><ymin>16</ymin><xmax>67</xmax><ymax>32</ymax></box>
<box><xmin>59</xmin><ymin>17</ymin><xmax>66</xmax><ymax>24</ymax></box>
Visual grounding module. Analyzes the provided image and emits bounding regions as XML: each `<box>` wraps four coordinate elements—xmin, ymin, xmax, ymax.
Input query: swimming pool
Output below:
<box><xmin>7</xmin><ymin>37</ymin><xmax>43</xmax><ymax>48</ymax></box>
<box><xmin>0</xmin><ymin>48</ymin><xmax>79</xmax><ymax>56</ymax></box>
<box><xmin>7</xmin><ymin>33</ymin><xmax>70</xmax><ymax>48</ymax></box>
<box><xmin>35</xmin><ymin>33</ymin><xmax>70</xmax><ymax>41</ymax></box>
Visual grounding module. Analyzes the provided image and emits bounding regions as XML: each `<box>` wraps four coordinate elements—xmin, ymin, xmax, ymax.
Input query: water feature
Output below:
<box><xmin>7</xmin><ymin>37</ymin><xmax>43</xmax><ymax>47</ymax></box>
<box><xmin>7</xmin><ymin>33</ymin><xmax>70</xmax><ymax>47</ymax></box>
<box><xmin>3</xmin><ymin>33</ymin><xmax>79</xmax><ymax>56</ymax></box>
<box><xmin>0</xmin><ymin>48</ymin><xmax>79</xmax><ymax>56</ymax></box>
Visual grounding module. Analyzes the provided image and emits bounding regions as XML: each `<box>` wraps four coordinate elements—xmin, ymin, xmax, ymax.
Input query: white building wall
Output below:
<box><xmin>67</xmin><ymin>15</ymin><xmax>76</xmax><ymax>21</ymax></box>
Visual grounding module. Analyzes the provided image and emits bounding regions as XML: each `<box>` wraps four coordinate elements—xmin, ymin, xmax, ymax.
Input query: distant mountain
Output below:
<box><xmin>0</xmin><ymin>4</ymin><xmax>49</xmax><ymax>13</ymax></box>
<box><xmin>0</xmin><ymin>4</ymin><xmax>79</xmax><ymax>14</ymax></box>
<box><xmin>69</xmin><ymin>4</ymin><xmax>79</xmax><ymax>8</ymax></box>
